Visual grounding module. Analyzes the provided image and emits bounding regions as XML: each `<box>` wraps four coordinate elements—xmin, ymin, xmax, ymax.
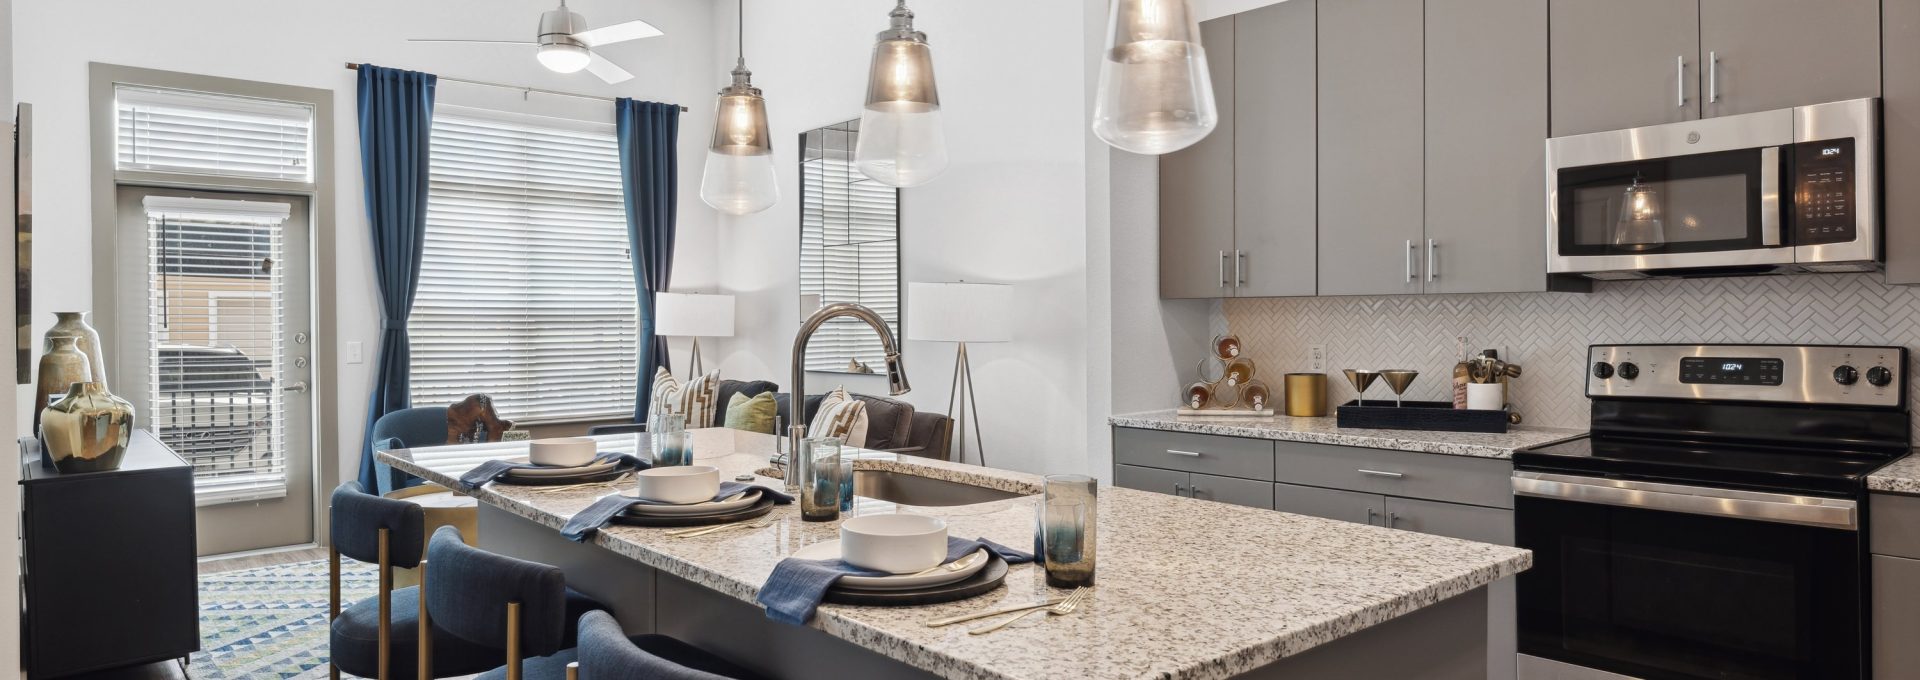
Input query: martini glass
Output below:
<box><xmin>1380</xmin><ymin>370</ymin><xmax>1420</xmax><ymax>408</ymax></box>
<box><xmin>1343</xmin><ymin>369</ymin><xmax>1380</xmax><ymax>407</ymax></box>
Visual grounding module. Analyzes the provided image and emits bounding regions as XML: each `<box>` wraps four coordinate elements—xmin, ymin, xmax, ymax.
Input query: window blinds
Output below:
<box><xmin>411</xmin><ymin>112</ymin><xmax>637</xmax><ymax>423</ymax></box>
<box><xmin>116</xmin><ymin>84</ymin><xmax>314</xmax><ymax>182</ymax></box>
<box><xmin>800</xmin><ymin>154</ymin><xmax>901</xmax><ymax>372</ymax></box>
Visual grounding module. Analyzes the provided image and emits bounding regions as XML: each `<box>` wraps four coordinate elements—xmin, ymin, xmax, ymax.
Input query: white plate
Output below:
<box><xmin>623</xmin><ymin>489</ymin><xmax>761</xmax><ymax>517</ymax></box>
<box><xmin>502</xmin><ymin>457</ymin><xmax>619</xmax><ymax>479</ymax></box>
<box><xmin>790</xmin><ymin>540</ymin><xmax>989</xmax><ymax>591</ymax></box>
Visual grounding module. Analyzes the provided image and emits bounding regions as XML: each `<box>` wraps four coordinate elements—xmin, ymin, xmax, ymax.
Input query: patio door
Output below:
<box><xmin>115</xmin><ymin>186</ymin><xmax>314</xmax><ymax>555</ymax></box>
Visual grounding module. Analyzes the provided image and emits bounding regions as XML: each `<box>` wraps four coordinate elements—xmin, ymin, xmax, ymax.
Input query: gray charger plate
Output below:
<box><xmin>823</xmin><ymin>553</ymin><xmax>1010</xmax><ymax>606</ymax></box>
<box><xmin>607</xmin><ymin>495</ymin><xmax>777</xmax><ymax>528</ymax></box>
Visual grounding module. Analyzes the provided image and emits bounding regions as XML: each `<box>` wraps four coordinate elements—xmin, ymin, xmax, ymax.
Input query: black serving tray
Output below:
<box><xmin>1335</xmin><ymin>399</ymin><xmax>1510</xmax><ymax>434</ymax></box>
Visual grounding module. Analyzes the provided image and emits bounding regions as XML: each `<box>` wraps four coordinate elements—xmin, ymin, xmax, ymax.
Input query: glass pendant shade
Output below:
<box><xmin>855</xmin><ymin>2</ymin><xmax>948</xmax><ymax>187</ymax></box>
<box><xmin>700</xmin><ymin>64</ymin><xmax>779</xmax><ymax>216</ymax></box>
<box><xmin>1093</xmin><ymin>0</ymin><xmax>1219</xmax><ymax>155</ymax></box>
<box><xmin>1613</xmin><ymin>179</ymin><xmax>1666</xmax><ymax>250</ymax></box>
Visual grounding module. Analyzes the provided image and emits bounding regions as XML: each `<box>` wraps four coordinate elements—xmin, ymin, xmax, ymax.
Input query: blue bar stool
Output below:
<box><xmin>561</xmin><ymin>610</ymin><xmax>768</xmax><ymax>680</ymax></box>
<box><xmin>418</xmin><ymin>526</ymin><xmax>607</xmax><ymax>680</ymax></box>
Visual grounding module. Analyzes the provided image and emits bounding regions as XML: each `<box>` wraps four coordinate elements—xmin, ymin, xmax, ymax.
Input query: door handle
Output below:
<box><xmin>1425</xmin><ymin>239</ymin><xmax>1436</xmax><ymax>282</ymax></box>
<box><xmin>282</xmin><ymin>380</ymin><xmax>310</xmax><ymax>394</ymax></box>
<box><xmin>1387</xmin><ymin>512</ymin><xmax>1402</xmax><ymax>527</ymax></box>
<box><xmin>1173</xmin><ymin>483</ymin><xmax>1186</xmax><ymax>497</ymax></box>
<box><xmin>1708</xmin><ymin>51</ymin><xmax>1719</xmax><ymax>104</ymax></box>
<box><xmin>1366</xmin><ymin>507</ymin><xmax>1380</xmax><ymax>525</ymax></box>
<box><xmin>1675</xmin><ymin>55</ymin><xmax>1686</xmax><ymax>108</ymax></box>
<box><xmin>1218</xmin><ymin>250</ymin><xmax>1228</xmax><ymax>288</ymax></box>
<box><xmin>1404</xmin><ymin>240</ymin><xmax>1414</xmax><ymax>283</ymax></box>
<box><xmin>1165</xmin><ymin>449</ymin><xmax>1203</xmax><ymax>458</ymax></box>
<box><xmin>1235</xmin><ymin>249</ymin><xmax>1245</xmax><ymax>286</ymax></box>
<box><xmin>1357</xmin><ymin>468</ymin><xmax>1405</xmax><ymax>479</ymax></box>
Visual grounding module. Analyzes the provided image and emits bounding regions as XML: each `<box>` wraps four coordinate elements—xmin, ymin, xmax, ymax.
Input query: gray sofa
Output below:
<box><xmin>591</xmin><ymin>379</ymin><xmax>954</xmax><ymax>461</ymax></box>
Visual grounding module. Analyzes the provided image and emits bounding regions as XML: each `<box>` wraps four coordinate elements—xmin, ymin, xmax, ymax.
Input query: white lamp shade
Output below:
<box><xmin>906</xmin><ymin>282</ymin><xmax>1011</xmax><ymax>343</ymax></box>
<box><xmin>654</xmin><ymin>293</ymin><xmax>736</xmax><ymax>338</ymax></box>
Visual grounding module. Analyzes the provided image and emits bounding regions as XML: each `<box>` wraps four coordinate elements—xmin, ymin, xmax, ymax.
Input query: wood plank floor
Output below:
<box><xmin>197</xmin><ymin>545</ymin><xmax>330</xmax><ymax>575</ymax></box>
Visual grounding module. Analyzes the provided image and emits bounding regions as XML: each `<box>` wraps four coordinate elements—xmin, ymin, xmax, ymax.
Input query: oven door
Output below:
<box><xmin>1548</xmin><ymin>107</ymin><xmax>1793</xmax><ymax>275</ymax></box>
<box><xmin>1513</xmin><ymin>473</ymin><xmax>1864</xmax><ymax>680</ymax></box>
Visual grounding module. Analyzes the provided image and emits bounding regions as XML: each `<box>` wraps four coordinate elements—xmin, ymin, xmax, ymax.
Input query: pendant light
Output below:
<box><xmin>1092</xmin><ymin>0</ymin><xmax>1219</xmax><ymax>155</ymax></box>
<box><xmin>699</xmin><ymin>0</ymin><xmax>779</xmax><ymax>216</ymax></box>
<box><xmin>1613</xmin><ymin>176</ymin><xmax>1666</xmax><ymax>251</ymax></box>
<box><xmin>854</xmin><ymin>1</ymin><xmax>948</xmax><ymax>187</ymax></box>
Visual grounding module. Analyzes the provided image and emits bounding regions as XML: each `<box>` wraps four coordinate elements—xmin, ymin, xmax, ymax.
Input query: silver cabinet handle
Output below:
<box><xmin>1357</xmin><ymin>468</ymin><xmax>1404</xmax><ymax>479</ymax></box>
<box><xmin>1425</xmin><ymin>239</ymin><xmax>1436</xmax><ymax>282</ymax></box>
<box><xmin>1235</xmin><ymin>249</ymin><xmax>1245</xmax><ymax>286</ymax></box>
<box><xmin>1218</xmin><ymin>250</ymin><xmax>1228</xmax><ymax>288</ymax></box>
<box><xmin>1192</xmin><ymin>486</ymin><xmax>1207</xmax><ymax>498</ymax></box>
<box><xmin>1173</xmin><ymin>483</ymin><xmax>1186</xmax><ymax>497</ymax></box>
<box><xmin>1387</xmin><ymin>512</ymin><xmax>1402</xmax><ymax>527</ymax></box>
<box><xmin>1166</xmin><ymin>449</ymin><xmax>1203</xmax><ymax>458</ymax></box>
<box><xmin>1404</xmin><ymin>240</ymin><xmax>1414</xmax><ymax>283</ymax></box>
<box><xmin>1366</xmin><ymin>507</ymin><xmax>1380</xmax><ymax>525</ymax></box>
<box><xmin>1676</xmin><ymin>55</ymin><xmax>1686</xmax><ymax>108</ymax></box>
<box><xmin>1708</xmin><ymin>51</ymin><xmax>1718</xmax><ymax>103</ymax></box>
<box><xmin>282</xmin><ymin>381</ymin><xmax>310</xmax><ymax>394</ymax></box>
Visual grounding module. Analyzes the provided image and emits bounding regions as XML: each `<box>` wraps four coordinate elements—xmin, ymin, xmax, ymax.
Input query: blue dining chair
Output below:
<box><xmin>562</xmin><ymin>610</ymin><xmax>767</xmax><ymax>680</ymax></box>
<box><xmin>371</xmin><ymin>406</ymin><xmax>451</xmax><ymax>494</ymax></box>
<box><xmin>328</xmin><ymin>482</ymin><xmax>500</xmax><ymax>680</ymax></box>
<box><xmin>419</xmin><ymin>526</ymin><xmax>607</xmax><ymax>680</ymax></box>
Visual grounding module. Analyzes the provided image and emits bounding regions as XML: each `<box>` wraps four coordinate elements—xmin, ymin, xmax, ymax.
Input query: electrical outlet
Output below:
<box><xmin>1309</xmin><ymin>344</ymin><xmax>1327</xmax><ymax>372</ymax></box>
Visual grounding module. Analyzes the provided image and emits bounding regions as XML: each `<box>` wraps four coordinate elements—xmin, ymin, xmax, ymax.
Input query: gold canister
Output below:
<box><xmin>1284</xmin><ymin>372</ymin><xmax>1328</xmax><ymax>417</ymax></box>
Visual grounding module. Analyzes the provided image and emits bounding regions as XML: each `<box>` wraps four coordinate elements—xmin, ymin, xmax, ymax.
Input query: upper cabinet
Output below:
<box><xmin>1551</xmin><ymin>0</ymin><xmax>1880</xmax><ymax>137</ymax></box>
<box><xmin>1316</xmin><ymin>0</ymin><xmax>1424</xmax><ymax>296</ymax></box>
<box><xmin>1889</xmin><ymin>0</ymin><xmax>1920</xmax><ymax>285</ymax></box>
<box><xmin>1158</xmin><ymin>17</ymin><xmax>1238</xmax><ymax>299</ymax></box>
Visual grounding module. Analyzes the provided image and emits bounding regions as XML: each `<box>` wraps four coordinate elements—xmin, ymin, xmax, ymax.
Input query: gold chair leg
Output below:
<box><xmin>329</xmin><ymin>544</ymin><xmax>341</xmax><ymax>680</ymax></box>
<box><xmin>566</xmin><ymin>661</ymin><xmax>579</xmax><ymax>680</ymax></box>
<box><xmin>506</xmin><ymin>601</ymin><xmax>523</xmax><ymax>680</ymax></box>
<box><xmin>418</xmin><ymin>559</ymin><xmax>432</xmax><ymax>680</ymax></box>
<box><xmin>378</xmin><ymin>528</ymin><xmax>392</xmax><ymax>680</ymax></box>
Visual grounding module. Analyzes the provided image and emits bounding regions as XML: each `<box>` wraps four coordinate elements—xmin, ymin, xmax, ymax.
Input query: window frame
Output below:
<box><xmin>796</xmin><ymin>119</ymin><xmax>905</xmax><ymax>375</ymax></box>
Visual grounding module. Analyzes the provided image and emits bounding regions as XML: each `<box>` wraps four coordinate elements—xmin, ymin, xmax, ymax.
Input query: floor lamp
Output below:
<box><xmin>907</xmin><ymin>282</ymin><xmax>1010</xmax><ymax>467</ymax></box>
<box><xmin>655</xmin><ymin>292</ymin><xmax>735</xmax><ymax>377</ymax></box>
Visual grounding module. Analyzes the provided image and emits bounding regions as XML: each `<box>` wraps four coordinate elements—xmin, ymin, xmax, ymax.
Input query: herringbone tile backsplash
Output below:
<box><xmin>1223</xmin><ymin>273</ymin><xmax>1920</xmax><ymax>430</ymax></box>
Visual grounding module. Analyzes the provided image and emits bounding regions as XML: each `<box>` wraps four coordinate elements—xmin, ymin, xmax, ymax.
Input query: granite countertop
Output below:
<box><xmin>1110</xmin><ymin>409</ymin><xmax>1586</xmax><ymax>460</ymax></box>
<box><xmin>379</xmin><ymin>429</ymin><xmax>1530</xmax><ymax>680</ymax></box>
<box><xmin>1869</xmin><ymin>454</ymin><xmax>1920</xmax><ymax>495</ymax></box>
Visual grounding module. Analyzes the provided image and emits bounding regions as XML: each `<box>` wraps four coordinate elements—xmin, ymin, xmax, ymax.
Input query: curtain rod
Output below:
<box><xmin>344</xmin><ymin>63</ymin><xmax>688</xmax><ymax>112</ymax></box>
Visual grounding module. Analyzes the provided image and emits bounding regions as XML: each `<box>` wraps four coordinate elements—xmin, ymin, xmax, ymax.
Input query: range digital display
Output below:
<box><xmin>1680</xmin><ymin>357</ymin><xmax>1784</xmax><ymax>386</ymax></box>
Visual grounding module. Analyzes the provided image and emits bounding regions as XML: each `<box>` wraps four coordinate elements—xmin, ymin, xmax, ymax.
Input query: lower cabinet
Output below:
<box><xmin>1874</xmin><ymin>554</ymin><xmax>1920</xmax><ymax>679</ymax></box>
<box><xmin>1115</xmin><ymin>464</ymin><xmax>1275</xmax><ymax>510</ymax></box>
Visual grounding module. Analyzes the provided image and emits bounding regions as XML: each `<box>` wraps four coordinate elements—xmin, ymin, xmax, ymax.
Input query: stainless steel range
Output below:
<box><xmin>1512</xmin><ymin>343</ymin><xmax>1908</xmax><ymax>680</ymax></box>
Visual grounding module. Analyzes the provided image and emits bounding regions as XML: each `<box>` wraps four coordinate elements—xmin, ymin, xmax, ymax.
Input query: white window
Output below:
<box><xmin>800</xmin><ymin>120</ymin><xmax>901</xmax><ymax>372</ymax></box>
<box><xmin>410</xmin><ymin>109</ymin><xmax>636</xmax><ymax>423</ymax></box>
<box><xmin>116</xmin><ymin>84</ymin><xmax>314</xmax><ymax>182</ymax></box>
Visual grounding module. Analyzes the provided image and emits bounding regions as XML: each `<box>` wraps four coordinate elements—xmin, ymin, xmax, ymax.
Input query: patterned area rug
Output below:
<box><xmin>190</xmin><ymin>558</ymin><xmax>376</xmax><ymax>679</ymax></box>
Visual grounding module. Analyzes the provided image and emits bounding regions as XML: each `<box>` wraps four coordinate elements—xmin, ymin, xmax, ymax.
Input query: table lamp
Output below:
<box><xmin>906</xmin><ymin>282</ymin><xmax>1010</xmax><ymax>466</ymax></box>
<box><xmin>655</xmin><ymin>292</ymin><xmax>735</xmax><ymax>377</ymax></box>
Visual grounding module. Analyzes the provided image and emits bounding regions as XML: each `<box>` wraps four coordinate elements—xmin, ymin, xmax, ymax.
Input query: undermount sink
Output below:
<box><xmin>755</xmin><ymin>467</ymin><xmax>1029</xmax><ymax>507</ymax></box>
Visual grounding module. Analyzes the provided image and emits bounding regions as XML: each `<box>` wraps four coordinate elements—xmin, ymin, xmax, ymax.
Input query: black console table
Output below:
<box><xmin>20</xmin><ymin>431</ymin><xmax>199</xmax><ymax>678</ymax></box>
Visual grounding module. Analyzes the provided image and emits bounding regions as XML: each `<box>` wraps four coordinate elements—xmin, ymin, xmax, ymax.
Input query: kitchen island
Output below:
<box><xmin>379</xmin><ymin>428</ymin><xmax>1529</xmax><ymax>680</ymax></box>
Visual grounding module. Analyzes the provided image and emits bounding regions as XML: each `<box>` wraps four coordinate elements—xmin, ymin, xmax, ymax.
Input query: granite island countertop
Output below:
<box><xmin>1111</xmin><ymin>409</ymin><xmax>1586</xmax><ymax>460</ymax></box>
<box><xmin>1869</xmin><ymin>453</ymin><xmax>1920</xmax><ymax>495</ymax></box>
<box><xmin>379</xmin><ymin>428</ymin><xmax>1531</xmax><ymax>680</ymax></box>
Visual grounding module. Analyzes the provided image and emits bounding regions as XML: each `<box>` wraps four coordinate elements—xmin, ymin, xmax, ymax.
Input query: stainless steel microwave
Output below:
<box><xmin>1546</xmin><ymin>98</ymin><xmax>1880</xmax><ymax>279</ymax></box>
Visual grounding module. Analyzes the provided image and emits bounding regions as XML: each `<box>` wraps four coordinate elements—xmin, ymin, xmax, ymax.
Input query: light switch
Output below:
<box><xmin>347</xmin><ymin>341</ymin><xmax>364</xmax><ymax>364</ymax></box>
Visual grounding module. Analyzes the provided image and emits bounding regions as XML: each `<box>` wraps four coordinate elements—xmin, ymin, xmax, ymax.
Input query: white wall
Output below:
<box><xmin>709</xmin><ymin>0</ymin><xmax>1092</xmax><ymax>477</ymax></box>
<box><xmin>0</xmin><ymin>0</ymin><xmax>20</xmax><ymax>673</ymax></box>
<box><xmin>12</xmin><ymin>0</ymin><xmax>720</xmax><ymax>490</ymax></box>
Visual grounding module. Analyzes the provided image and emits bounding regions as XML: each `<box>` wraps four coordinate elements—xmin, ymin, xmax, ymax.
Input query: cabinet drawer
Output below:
<box><xmin>1273</xmin><ymin>481</ymin><xmax>1384</xmax><ymax>527</ymax></box>
<box><xmin>1189</xmin><ymin>473</ymin><xmax>1274</xmax><ymax>510</ymax></box>
<box><xmin>1874</xmin><ymin>554</ymin><xmax>1920</xmax><ymax>679</ymax></box>
<box><xmin>1383</xmin><ymin>496</ymin><xmax>1513</xmax><ymax>545</ymax></box>
<box><xmin>1873</xmin><ymin>493</ymin><xmax>1920</xmax><ymax>560</ymax></box>
<box><xmin>1114</xmin><ymin>428</ymin><xmax>1276</xmax><ymax>480</ymax></box>
<box><xmin>1272</xmin><ymin>440</ymin><xmax>1512</xmax><ymax>508</ymax></box>
<box><xmin>1115</xmin><ymin>464</ymin><xmax>1188</xmax><ymax>498</ymax></box>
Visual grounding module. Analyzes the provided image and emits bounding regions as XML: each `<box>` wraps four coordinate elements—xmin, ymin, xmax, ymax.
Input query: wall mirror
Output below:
<box><xmin>798</xmin><ymin>119</ymin><xmax>901</xmax><ymax>374</ymax></box>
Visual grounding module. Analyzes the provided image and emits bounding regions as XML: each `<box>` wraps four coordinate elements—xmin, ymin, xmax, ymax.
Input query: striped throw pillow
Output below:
<box><xmin>808</xmin><ymin>386</ymin><xmax>869</xmax><ymax>448</ymax></box>
<box><xmin>647</xmin><ymin>367</ymin><xmax>722</xmax><ymax>428</ymax></box>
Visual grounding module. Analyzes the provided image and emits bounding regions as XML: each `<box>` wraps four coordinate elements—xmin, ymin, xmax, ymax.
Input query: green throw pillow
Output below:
<box><xmin>724</xmin><ymin>392</ymin><xmax>777</xmax><ymax>434</ymax></box>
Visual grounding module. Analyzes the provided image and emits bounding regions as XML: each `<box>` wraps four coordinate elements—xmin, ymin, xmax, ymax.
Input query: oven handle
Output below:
<box><xmin>1760</xmin><ymin>146</ymin><xmax>1782</xmax><ymax>246</ymax></box>
<box><xmin>1511</xmin><ymin>471</ymin><xmax>1858</xmax><ymax>531</ymax></box>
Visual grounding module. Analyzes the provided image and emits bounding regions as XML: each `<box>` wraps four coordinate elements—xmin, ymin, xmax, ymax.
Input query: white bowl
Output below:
<box><xmin>636</xmin><ymin>465</ymin><xmax>720</xmax><ymax>504</ymax></box>
<box><xmin>839</xmin><ymin>513</ymin><xmax>948</xmax><ymax>574</ymax></box>
<box><xmin>528</xmin><ymin>437</ymin><xmax>597</xmax><ymax>467</ymax></box>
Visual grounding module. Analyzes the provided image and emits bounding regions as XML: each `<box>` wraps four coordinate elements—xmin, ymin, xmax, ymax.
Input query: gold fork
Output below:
<box><xmin>668</xmin><ymin>518</ymin><xmax>775</xmax><ymax>538</ymax></box>
<box><xmin>904</xmin><ymin>550</ymin><xmax>985</xmax><ymax>578</ymax></box>
<box><xmin>968</xmin><ymin>587</ymin><xmax>1091</xmax><ymax>635</ymax></box>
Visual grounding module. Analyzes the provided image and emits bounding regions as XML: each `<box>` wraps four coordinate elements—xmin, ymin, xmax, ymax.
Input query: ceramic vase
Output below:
<box><xmin>33</xmin><ymin>335</ymin><xmax>91</xmax><ymax>435</ymax></box>
<box><xmin>44</xmin><ymin>312</ymin><xmax>108</xmax><ymax>389</ymax></box>
<box><xmin>41</xmin><ymin>381</ymin><xmax>135</xmax><ymax>473</ymax></box>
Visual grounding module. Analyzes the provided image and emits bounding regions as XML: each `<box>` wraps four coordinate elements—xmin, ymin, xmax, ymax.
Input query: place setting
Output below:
<box><xmin>560</xmin><ymin>465</ymin><xmax>795</xmax><ymax>542</ymax></box>
<box><xmin>455</xmin><ymin>437</ymin><xmax>649</xmax><ymax>493</ymax></box>
<box><xmin>756</xmin><ymin>513</ymin><xmax>1038</xmax><ymax>626</ymax></box>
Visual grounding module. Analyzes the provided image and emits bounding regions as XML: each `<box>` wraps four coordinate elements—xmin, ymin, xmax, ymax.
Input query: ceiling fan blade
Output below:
<box><xmin>570</xmin><ymin>19</ymin><xmax>663</xmax><ymax>47</ymax></box>
<box><xmin>407</xmin><ymin>39</ymin><xmax>537</xmax><ymax>45</ymax></box>
<box><xmin>585</xmin><ymin>51</ymin><xmax>635</xmax><ymax>84</ymax></box>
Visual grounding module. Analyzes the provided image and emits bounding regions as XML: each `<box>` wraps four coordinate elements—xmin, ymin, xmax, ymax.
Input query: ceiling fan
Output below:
<box><xmin>410</xmin><ymin>0</ymin><xmax>662</xmax><ymax>84</ymax></box>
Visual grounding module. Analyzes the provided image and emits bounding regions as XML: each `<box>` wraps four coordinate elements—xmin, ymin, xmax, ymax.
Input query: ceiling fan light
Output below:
<box><xmin>537</xmin><ymin>43</ymin><xmax>591</xmax><ymax>73</ymax></box>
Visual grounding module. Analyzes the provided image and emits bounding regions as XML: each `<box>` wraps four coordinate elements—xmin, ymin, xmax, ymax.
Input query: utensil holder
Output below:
<box><xmin>1035</xmin><ymin>474</ymin><xmax>1097</xmax><ymax>588</ymax></box>
<box><xmin>1466</xmin><ymin>383</ymin><xmax>1505</xmax><ymax>411</ymax></box>
<box><xmin>1284</xmin><ymin>373</ymin><xmax>1327</xmax><ymax>417</ymax></box>
<box><xmin>798</xmin><ymin>437</ymin><xmax>843</xmax><ymax>522</ymax></box>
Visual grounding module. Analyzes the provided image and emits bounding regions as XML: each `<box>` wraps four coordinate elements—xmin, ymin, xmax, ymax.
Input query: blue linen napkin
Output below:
<box><xmin>758</xmin><ymin>536</ymin><xmax>1035</xmax><ymax>625</ymax></box>
<box><xmin>559</xmin><ymin>481</ymin><xmax>795</xmax><ymax>542</ymax></box>
<box><xmin>455</xmin><ymin>452</ymin><xmax>648</xmax><ymax>493</ymax></box>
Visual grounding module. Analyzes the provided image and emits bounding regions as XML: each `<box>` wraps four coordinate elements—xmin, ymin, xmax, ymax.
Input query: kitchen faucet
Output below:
<box><xmin>779</xmin><ymin>302</ymin><xmax>910</xmax><ymax>488</ymax></box>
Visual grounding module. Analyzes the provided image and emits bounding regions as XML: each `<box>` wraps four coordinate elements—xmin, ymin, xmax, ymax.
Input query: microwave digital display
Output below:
<box><xmin>1680</xmin><ymin>357</ymin><xmax>1784</xmax><ymax>386</ymax></box>
<box><xmin>1793</xmin><ymin>138</ymin><xmax>1856</xmax><ymax>246</ymax></box>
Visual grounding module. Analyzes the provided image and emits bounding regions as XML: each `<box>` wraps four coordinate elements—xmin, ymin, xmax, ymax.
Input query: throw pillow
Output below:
<box><xmin>808</xmin><ymin>386</ymin><xmax>870</xmax><ymax>448</ymax></box>
<box><xmin>647</xmin><ymin>367</ymin><xmax>722</xmax><ymax>429</ymax></box>
<box><xmin>647</xmin><ymin>367</ymin><xmax>681</xmax><ymax>423</ymax></box>
<box><xmin>723</xmin><ymin>392</ymin><xmax>778</xmax><ymax>434</ymax></box>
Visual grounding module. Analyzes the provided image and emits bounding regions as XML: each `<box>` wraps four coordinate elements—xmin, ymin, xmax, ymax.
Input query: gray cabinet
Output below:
<box><xmin>1115</xmin><ymin>463</ymin><xmax>1189</xmax><ymax>498</ymax></box>
<box><xmin>1273</xmin><ymin>481</ymin><xmax>1385</xmax><ymax>526</ymax></box>
<box><xmin>1114</xmin><ymin>427</ymin><xmax>1276</xmax><ymax>480</ymax></box>
<box><xmin>1884</xmin><ymin>0</ymin><xmax>1920</xmax><ymax>285</ymax></box>
<box><xmin>1874</xmin><ymin>554</ymin><xmax>1920</xmax><ymax>680</ymax></box>
<box><xmin>1159</xmin><ymin>17</ymin><xmax>1236</xmax><ymax>299</ymax></box>
<box><xmin>1189</xmin><ymin>472</ymin><xmax>1275</xmax><ymax>510</ymax></box>
<box><xmin>1384</xmin><ymin>496</ymin><xmax>1512</xmax><ymax>545</ymax></box>
<box><xmin>1548</xmin><ymin>0</ymin><xmax>1700</xmax><ymax>137</ymax></box>
<box><xmin>1698</xmin><ymin>0</ymin><xmax>1880</xmax><ymax>118</ymax></box>
<box><xmin>1316</xmin><ymin>0</ymin><xmax>1424</xmax><ymax>296</ymax></box>
<box><xmin>1232</xmin><ymin>0</ymin><xmax>1317</xmax><ymax>298</ymax></box>
<box><xmin>1424</xmin><ymin>0</ymin><xmax>1549</xmax><ymax>295</ymax></box>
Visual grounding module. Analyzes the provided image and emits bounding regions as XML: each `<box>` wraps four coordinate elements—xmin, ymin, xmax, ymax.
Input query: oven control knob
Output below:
<box><xmin>1834</xmin><ymin>365</ymin><xmax>1859</xmax><ymax>385</ymax></box>
<box><xmin>1616</xmin><ymin>362</ymin><xmax>1640</xmax><ymax>380</ymax></box>
<box><xmin>1592</xmin><ymin>361</ymin><xmax>1614</xmax><ymax>380</ymax></box>
<box><xmin>1868</xmin><ymin>366</ymin><xmax>1894</xmax><ymax>387</ymax></box>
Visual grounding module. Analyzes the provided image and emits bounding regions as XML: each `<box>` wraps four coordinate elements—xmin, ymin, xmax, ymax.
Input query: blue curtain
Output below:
<box><xmin>355</xmin><ymin>65</ymin><xmax>437</xmax><ymax>492</ymax></box>
<box><xmin>617</xmin><ymin>99</ymin><xmax>681</xmax><ymax>421</ymax></box>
